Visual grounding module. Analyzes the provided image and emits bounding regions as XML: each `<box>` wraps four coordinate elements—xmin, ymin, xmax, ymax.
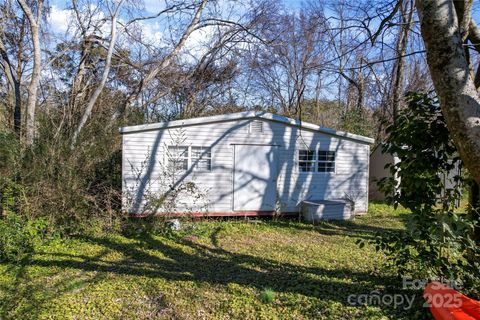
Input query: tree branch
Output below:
<box><xmin>71</xmin><ymin>0</ymin><xmax>125</xmax><ymax>148</ymax></box>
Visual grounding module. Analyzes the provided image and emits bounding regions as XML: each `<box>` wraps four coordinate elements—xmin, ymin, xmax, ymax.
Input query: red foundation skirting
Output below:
<box><xmin>128</xmin><ymin>211</ymin><xmax>300</xmax><ymax>218</ymax></box>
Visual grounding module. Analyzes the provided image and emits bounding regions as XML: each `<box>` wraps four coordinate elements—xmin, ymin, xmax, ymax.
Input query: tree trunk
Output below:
<box><xmin>416</xmin><ymin>0</ymin><xmax>480</xmax><ymax>185</ymax></box>
<box><xmin>70</xmin><ymin>37</ymin><xmax>92</xmax><ymax>113</ymax></box>
<box><xmin>17</xmin><ymin>0</ymin><xmax>43</xmax><ymax>146</ymax></box>
<box><xmin>340</xmin><ymin>71</ymin><xmax>363</xmax><ymax>111</ymax></box>
<box><xmin>70</xmin><ymin>0</ymin><xmax>125</xmax><ymax>148</ymax></box>
<box><xmin>390</xmin><ymin>0</ymin><xmax>413</xmax><ymax>123</ymax></box>
<box><xmin>12</xmin><ymin>79</ymin><xmax>21</xmax><ymax>135</ymax></box>
<box><xmin>0</xmin><ymin>38</ymin><xmax>21</xmax><ymax>135</ymax></box>
<box><xmin>15</xmin><ymin>16</ymin><xmax>26</xmax><ymax>136</ymax></box>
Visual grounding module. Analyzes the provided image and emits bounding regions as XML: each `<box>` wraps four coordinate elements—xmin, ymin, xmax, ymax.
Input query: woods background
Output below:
<box><xmin>0</xmin><ymin>0</ymin><xmax>472</xmax><ymax>230</ymax></box>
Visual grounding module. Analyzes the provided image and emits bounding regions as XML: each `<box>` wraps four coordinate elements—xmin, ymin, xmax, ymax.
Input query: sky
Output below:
<box><xmin>44</xmin><ymin>0</ymin><xmax>478</xmax><ymax>93</ymax></box>
<box><xmin>47</xmin><ymin>0</ymin><xmax>480</xmax><ymax>30</ymax></box>
<box><xmin>45</xmin><ymin>0</ymin><xmax>307</xmax><ymax>66</ymax></box>
<box><xmin>42</xmin><ymin>0</ymin><xmax>457</xmax><ymax>106</ymax></box>
<box><xmin>47</xmin><ymin>0</ymin><xmax>303</xmax><ymax>34</ymax></box>
<box><xmin>42</xmin><ymin>0</ymin><xmax>404</xmax><ymax>99</ymax></box>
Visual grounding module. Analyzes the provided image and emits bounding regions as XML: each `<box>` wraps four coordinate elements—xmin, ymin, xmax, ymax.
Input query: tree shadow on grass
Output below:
<box><xmin>10</xmin><ymin>231</ymin><xmax>415</xmax><ymax>313</ymax></box>
<box><xmin>267</xmin><ymin>214</ymin><xmax>409</xmax><ymax>241</ymax></box>
<box><xmin>0</xmin><ymin>252</ymin><xmax>109</xmax><ymax>319</ymax></box>
<box><xmin>0</xmin><ymin>220</ymin><xmax>424</xmax><ymax>319</ymax></box>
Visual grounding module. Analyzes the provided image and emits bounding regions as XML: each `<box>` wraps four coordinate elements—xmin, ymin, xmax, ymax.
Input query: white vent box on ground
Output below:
<box><xmin>301</xmin><ymin>199</ymin><xmax>353</xmax><ymax>222</ymax></box>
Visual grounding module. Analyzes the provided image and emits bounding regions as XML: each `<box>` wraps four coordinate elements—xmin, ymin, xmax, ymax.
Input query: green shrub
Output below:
<box><xmin>340</xmin><ymin>108</ymin><xmax>374</xmax><ymax>137</ymax></box>
<box><xmin>0</xmin><ymin>132</ymin><xmax>21</xmax><ymax>176</ymax></box>
<box><xmin>0</xmin><ymin>214</ymin><xmax>49</xmax><ymax>262</ymax></box>
<box><xmin>0</xmin><ymin>215</ymin><xmax>32</xmax><ymax>262</ymax></box>
<box><xmin>361</xmin><ymin>92</ymin><xmax>480</xmax><ymax>297</ymax></box>
<box><xmin>260</xmin><ymin>288</ymin><xmax>275</xmax><ymax>303</ymax></box>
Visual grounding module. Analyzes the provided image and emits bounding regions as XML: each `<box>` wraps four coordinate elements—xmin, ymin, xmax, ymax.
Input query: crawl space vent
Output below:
<box><xmin>250</xmin><ymin>120</ymin><xmax>263</xmax><ymax>133</ymax></box>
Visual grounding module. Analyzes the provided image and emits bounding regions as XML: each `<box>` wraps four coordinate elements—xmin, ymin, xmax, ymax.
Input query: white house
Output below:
<box><xmin>120</xmin><ymin>111</ymin><xmax>374</xmax><ymax>218</ymax></box>
<box><xmin>369</xmin><ymin>144</ymin><xmax>401</xmax><ymax>201</ymax></box>
<box><xmin>369</xmin><ymin>144</ymin><xmax>461</xmax><ymax>204</ymax></box>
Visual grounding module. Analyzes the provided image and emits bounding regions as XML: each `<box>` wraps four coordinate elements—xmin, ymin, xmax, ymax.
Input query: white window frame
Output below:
<box><xmin>167</xmin><ymin>146</ymin><xmax>189</xmax><ymax>172</ymax></box>
<box><xmin>298</xmin><ymin>149</ymin><xmax>316</xmax><ymax>173</ymax></box>
<box><xmin>191</xmin><ymin>146</ymin><xmax>212</xmax><ymax>172</ymax></box>
<box><xmin>297</xmin><ymin>149</ymin><xmax>336</xmax><ymax>174</ymax></box>
<box><xmin>166</xmin><ymin>145</ymin><xmax>213</xmax><ymax>172</ymax></box>
<box><xmin>317</xmin><ymin>150</ymin><xmax>336</xmax><ymax>173</ymax></box>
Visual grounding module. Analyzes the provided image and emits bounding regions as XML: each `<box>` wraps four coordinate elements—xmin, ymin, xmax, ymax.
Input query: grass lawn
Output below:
<box><xmin>0</xmin><ymin>203</ymin><xmax>424</xmax><ymax>319</ymax></box>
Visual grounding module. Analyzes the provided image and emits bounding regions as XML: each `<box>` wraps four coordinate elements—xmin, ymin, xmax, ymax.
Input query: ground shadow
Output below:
<box><xmin>269</xmin><ymin>214</ymin><xmax>408</xmax><ymax>241</ymax></box>
<box><xmin>0</xmin><ymin>253</ymin><xmax>109</xmax><ymax>319</ymax></box>
<box><xmin>16</xmin><ymin>232</ymin><xmax>410</xmax><ymax>305</ymax></box>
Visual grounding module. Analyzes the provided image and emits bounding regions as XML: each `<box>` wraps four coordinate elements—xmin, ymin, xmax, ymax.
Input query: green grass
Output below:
<box><xmin>260</xmin><ymin>287</ymin><xmax>275</xmax><ymax>304</ymax></box>
<box><xmin>0</xmin><ymin>203</ymin><xmax>421</xmax><ymax>319</ymax></box>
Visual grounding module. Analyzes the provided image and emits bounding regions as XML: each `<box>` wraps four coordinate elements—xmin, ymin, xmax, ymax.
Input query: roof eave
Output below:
<box><xmin>118</xmin><ymin>111</ymin><xmax>257</xmax><ymax>134</ymax></box>
<box><xmin>119</xmin><ymin>111</ymin><xmax>374</xmax><ymax>145</ymax></box>
<box><xmin>260</xmin><ymin>112</ymin><xmax>374</xmax><ymax>144</ymax></box>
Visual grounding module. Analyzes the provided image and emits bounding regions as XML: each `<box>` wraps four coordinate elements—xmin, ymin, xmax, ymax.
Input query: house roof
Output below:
<box><xmin>119</xmin><ymin>111</ymin><xmax>375</xmax><ymax>144</ymax></box>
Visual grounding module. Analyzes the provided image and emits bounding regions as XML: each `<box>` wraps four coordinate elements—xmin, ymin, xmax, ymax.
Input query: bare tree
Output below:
<box><xmin>0</xmin><ymin>28</ymin><xmax>22</xmax><ymax>135</ymax></box>
<box><xmin>16</xmin><ymin>0</ymin><xmax>43</xmax><ymax>145</ymax></box>
<box><xmin>247</xmin><ymin>8</ymin><xmax>327</xmax><ymax>117</ymax></box>
<box><xmin>70</xmin><ymin>0</ymin><xmax>125</xmax><ymax>147</ymax></box>
<box><xmin>69</xmin><ymin>0</ymin><xmax>106</xmax><ymax>117</ymax></box>
<box><xmin>119</xmin><ymin>0</ymin><xmax>209</xmax><ymax>117</ymax></box>
<box><xmin>389</xmin><ymin>0</ymin><xmax>414</xmax><ymax>123</ymax></box>
<box><xmin>339</xmin><ymin>58</ymin><xmax>366</xmax><ymax>112</ymax></box>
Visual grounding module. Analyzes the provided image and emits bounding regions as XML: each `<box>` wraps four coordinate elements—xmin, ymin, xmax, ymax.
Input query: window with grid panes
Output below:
<box><xmin>318</xmin><ymin>150</ymin><xmax>335</xmax><ymax>172</ymax></box>
<box><xmin>191</xmin><ymin>146</ymin><xmax>212</xmax><ymax>171</ymax></box>
<box><xmin>168</xmin><ymin>146</ymin><xmax>188</xmax><ymax>171</ymax></box>
<box><xmin>298</xmin><ymin>150</ymin><xmax>316</xmax><ymax>172</ymax></box>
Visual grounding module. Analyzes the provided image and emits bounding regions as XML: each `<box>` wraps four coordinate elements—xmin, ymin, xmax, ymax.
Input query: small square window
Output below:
<box><xmin>168</xmin><ymin>146</ymin><xmax>188</xmax><ymax>171</ymax></box>
<box><xmin>298</xmin><ymin>150</ymin><xmax>315</xmax><ymax>172</ymax></box>
<box><xmin>318</xmin><ymin>150</ymin><xmax>335</xmax><ymax>172</ymax></box>
<box><xmin>318</xmin><ymin>162</ymin><xmax>334</xmax><ymax>172</ymax></box>
<box><xmin>318</xmin><ymin>151</ymin><xmax>335</xmax><ymax>162</ymax></box>
<box><xmin>191</xmin><ymin>146</ymin><xmax>212</xmax><ymax>171</ymax></box>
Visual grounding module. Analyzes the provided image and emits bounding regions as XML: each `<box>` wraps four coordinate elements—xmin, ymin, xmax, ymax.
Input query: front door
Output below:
<box><xmin>233</xmin><ymin>145</ymin><xmax>278</xmax><ymax>211</ymax></box>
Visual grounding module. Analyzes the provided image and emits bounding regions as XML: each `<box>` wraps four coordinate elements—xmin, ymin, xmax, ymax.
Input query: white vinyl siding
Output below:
<box><xmin>122</xmin><ymin>118</ymin><xmax>371</xmax><ymax>214</ymax></box>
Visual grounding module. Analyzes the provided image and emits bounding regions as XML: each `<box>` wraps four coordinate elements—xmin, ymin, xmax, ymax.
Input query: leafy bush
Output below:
<box><xmin>0</xmin><ymin>108</ymin><xmax>125</xmax><ymax>236</ymax></box>
<box><xmin>362</xmin><ymin>92</ymin><xmax>480</xmax><ymax>296</ymax></box>
<box><xmin>0</xmin><ymin>178</ymin><xmax>23</xmax><ymax>215</ymax></box>
<box><xmin>378</xmin><ymin>92</ymin><xmax>461</xmax><ymax>211</ymax></box>
<box><xmin>260</xmin><ymin>288</ymin><xmax>275</xmax><ymax>303</ymax></box>
<box><xmin>0</xmin><ymin>132</ymin><xmax>21</xmax><ymax>176</ymax></box>
<box><xmin>0</xmin><ymin>214</ymin><xmax>48</xmax><ymax>262</ymax></box>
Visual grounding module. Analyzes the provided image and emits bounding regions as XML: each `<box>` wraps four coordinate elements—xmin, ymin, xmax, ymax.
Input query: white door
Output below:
<box><xmin>233</xmin><ymin>145</ymin><xmax>278</xmax><ymax>211</ymax></box>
